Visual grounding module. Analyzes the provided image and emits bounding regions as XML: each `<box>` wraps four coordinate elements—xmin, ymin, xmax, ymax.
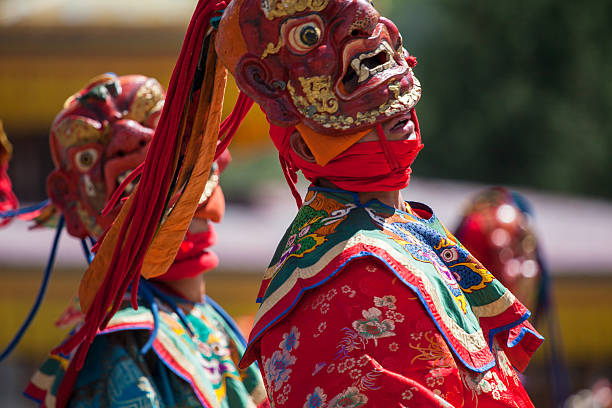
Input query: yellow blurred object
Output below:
<box><xmin>0</xmin><ymin>120</ymin><xmax>13</xmax><ymax>164</ymax></box>
<box><xmin>0</xmin><ymin>27</ymin><xmax>269</xmax><ymax>153</ymax></box>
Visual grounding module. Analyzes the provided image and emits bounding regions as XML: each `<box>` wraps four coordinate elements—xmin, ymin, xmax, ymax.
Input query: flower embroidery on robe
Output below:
<box><xmin>337</xmin><ymin>357</ymin><xmax>356</xmax><ymax>373</ymax></box>
<box><xmin>349</xmin><ymin>368</ymin><xmax>362</xmax><ymax>379</ymax></box>
<box><xmin>351</xmin><ymin>307</ymin><xmax>396</xmax><ymax>343</ymax></box>
<box><xmin>280</xmin><ymin>326</ymin><xmax>300</xmax><ymax>352</ymax></box>
<box><xmin>313</xmin><ymin>322</ymin><xmax>327</xmax><ymax>338</ymax></box>
<box><xmin>401</xmin><ymin>388</ymin><xmax>415</xmax><ymax>401</ymax></box>
<box><xmin>354</xmin><ymin>367</ymin><xmax>383</xmax><ymax>391</ymax></box>
<box><xmin>264</xmin><ymin>350</ymin><xmax>296</xmax><ymax>392</ymax></box>
<box><xmin>304</xmin><ymin>386</ymin><xmax>327</xmax><ymax>408</ymax></box>
<box><xmin>326</xmin><ymin>288</ymin><xmax>338</xmax><ymax>300</ymax></box>
<box><xmin>457</xmin><ymin>341</ymin><xmax>519</xmax><ymax>405</ymax></box>
<box><xmin>320</xmin><ymin>303</ymin><xmax>330</xmax><ymax>314</ymax></box>
<box><xmin>277</xmin><ymin>384</ymin><xmax>292</xmax><ymax>405</ymax></box>
<box><xmin>385</xmin><ymin>310</ymin><xmax>405</xmax><ymax>322</ymax></box>
<box><xmin>493</xmin><ymin>341</ymin><xmax>521</xmax><ymax>387</ymax></box>
<box><xmin>374</xmin><ymin>295</ymin><xmax>397</xmax><ymax>310</ymax></box>
<box><xmin>341</xmin><ymin>285</ymin><xmax>356</xmax><ymax>298</ymax></box>
<box><xmin>461</xmin><ymin>369</ymin><xmax>509</xmax><ymax>405</ymax></box>
<box><xmin>263</xmin><ymin>326</ymin><xmax>301</xmax><ymax>395</ymax></box>
<box><xmin>328</xmin><ymin>386</ymin><xmax>368</xmax><ymax>408</ymax></box>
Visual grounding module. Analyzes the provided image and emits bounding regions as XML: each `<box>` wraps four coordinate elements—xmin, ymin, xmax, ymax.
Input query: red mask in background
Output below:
<box><xmin>47</xmin><ymin>74</ymin><xmax>164</xmax><ymax>239</ymax></box>
<box><xmin>48</xmin><ymin>73</ymin><xmax>230</xmax><ymax>279</ymax></box>
<box><xmin>454</xmin><ymin>187</ymin><xmax>542</xmax><ymax>312</ymax></box>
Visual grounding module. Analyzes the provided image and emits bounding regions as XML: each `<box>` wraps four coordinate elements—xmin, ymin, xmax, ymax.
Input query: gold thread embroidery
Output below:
<box><xmin>449</xmin><ymin>262</ymin><xmax>495</xmax><ymax>293</ymax></box>
<box><xmin>471</xmin><ymin>292</ymin><xmax>516</xmax><ymax>318</ymax></box>
<box><xmin>261</xmin><ymin>0</ymin><xmax>329</xmax><ymax>20</ymax></box>
<box><xmin>54</xmin><ymin>117</ymin><xmax>107</xmax><ymax>149</ymax></box>
<box><xmin>409</xmin><ymin>331</ymin><xmax>454</xmax><ymax>368</ymax></box>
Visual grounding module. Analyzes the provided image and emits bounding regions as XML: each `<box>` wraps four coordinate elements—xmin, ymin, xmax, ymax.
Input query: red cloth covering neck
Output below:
<box><xmin>154</xmin><ymin>226</ymin><xmax>219</xmax><ymax>281</ymax></box>
<box><xmin>268</xmin><ymin>109</ymin><xmax>423</xmax><ymax>204</ymax></box>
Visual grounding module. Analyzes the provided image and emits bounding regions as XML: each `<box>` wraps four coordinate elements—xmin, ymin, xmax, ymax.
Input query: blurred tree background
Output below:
<box><xmin>387</xmin><ymin>0</ymin><xmax>612</xmax><ymax>198</ymax></box>
<box><xmin>2</xmin><ymin>0</ymin><xmax>611</xmax><ymax>202</ymax></box>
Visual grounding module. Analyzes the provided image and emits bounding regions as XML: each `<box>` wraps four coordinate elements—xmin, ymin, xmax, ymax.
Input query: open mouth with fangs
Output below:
<box><xmin>115</xmin><ymin>170</ymin><xmax>141</xmax><ymax>198</ymax></box>
<box><xmin>99</xmin><ymin>167</ymin><xmax>142</xmax><ymax>215</ymax></box>
<box><xmin>337</xmin><ymin>36</ymin><xmax>407</xmax><ymax>100</ymax></box>
<box><xmin>103</xmin><ymin>149</ymin><xmax>149</xmax><ymax>210</ymax></box>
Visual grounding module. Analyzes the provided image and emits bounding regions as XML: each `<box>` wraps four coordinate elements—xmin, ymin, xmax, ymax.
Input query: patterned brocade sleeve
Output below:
<box><xmin>257</xmin><ymin>257</ymin><xmax>465</xmax><ymax>407</ymax></box>
<box><xmin>68</xmin><ymin>333</ymin><xmax>164</xmax><ymax>408</ymax></box>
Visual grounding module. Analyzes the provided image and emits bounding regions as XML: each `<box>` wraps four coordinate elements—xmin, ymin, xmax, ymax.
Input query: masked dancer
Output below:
<box><xmin>23</xmin><ymin>74</ymin><xmax>268</xmax><ymax>408</ymax></box>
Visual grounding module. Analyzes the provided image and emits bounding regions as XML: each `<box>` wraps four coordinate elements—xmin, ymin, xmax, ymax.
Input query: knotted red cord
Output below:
<box><xmin>376</xmin><ymin>123</ymin><xmax>401</xmax><ymax>170</ymax></box>
<box><xmin>280</xmin><ymin>154</ymin><xmax>303</xmax><ymax>208</ymax></box>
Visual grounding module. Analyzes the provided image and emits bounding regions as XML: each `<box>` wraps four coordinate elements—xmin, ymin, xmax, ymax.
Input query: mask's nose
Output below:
<box><xmin>102</xmin><ymin>120</ymin><xmax>154</xmax><ymax>204</ymax></box>
<box><xmin>106</xmin><ymin>120</ymin><xmax>152</xmax><ymax>159</ymax></box>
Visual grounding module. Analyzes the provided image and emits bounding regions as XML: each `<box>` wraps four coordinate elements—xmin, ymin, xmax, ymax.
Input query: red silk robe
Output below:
<box><xmin>257</xmin><ymin>258</ymin><xmax>537</xmax><ymax>408</ymax></box>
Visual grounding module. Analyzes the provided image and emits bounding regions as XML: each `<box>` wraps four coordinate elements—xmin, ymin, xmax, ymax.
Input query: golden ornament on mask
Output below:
<box><xmin>125</xmin><ymin>79</ymin><xmax>165</xmax><ymax>124</ymax></box>
<box><xmin>76</xmin><ymin>201</ymin><xmax>104</xmax><ymax>237</ymax></box>
<box><xmin>288</xmin><ymin>75</ymin><xmax>339</xmax><ymax>117</ymax></box>
<box><xmin>261</xmin><ymin>37</ymin><xmax>284</xmax><ymax>59</ymax></box>
<box><xmin>288</xmin><ymin>73</ymin><xmax>422</xmax><ymax>130</ymax></box>
<box><xmin>54</xmin><ymin>117</ymin><xmax>107</xmax><ymax>151</ymax></box>
<box><xmin>261</xmin><ymin>0</ymin><xmax>329</xmax><ymax>20</ymax></box>
<box><xmin>200</xmin><ymin>172</ymin><xmax>220</xmax><ymax>205</ymax></box>
<box><xmin>349</xmin><ymin>16</ymin><xmax>374</xmax><ymax>34</ymax></box>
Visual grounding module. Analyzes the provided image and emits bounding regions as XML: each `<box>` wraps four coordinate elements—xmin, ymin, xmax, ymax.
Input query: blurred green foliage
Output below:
<box><xmin>389</xmin><ymin>0</ymin><xmax>612</xmax><ymax>198</ymax></box>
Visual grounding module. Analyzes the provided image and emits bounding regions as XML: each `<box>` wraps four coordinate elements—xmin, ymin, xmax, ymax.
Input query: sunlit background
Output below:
<box><xmin>1</xmin><ymin>1</ymin><xmax>611</xmax><ymax>407</ymax></box>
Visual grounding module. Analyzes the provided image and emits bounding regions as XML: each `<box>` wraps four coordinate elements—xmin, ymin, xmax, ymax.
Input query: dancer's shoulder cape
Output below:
<box><xmin>241</xmin><ymin>187</ymin><xmax>542</xmax><ymax>372</ymax></box>
<box><xmin>26</xmin><ymin>296</ymin><xmax>267</xmax><ymax>408</ymax></box>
